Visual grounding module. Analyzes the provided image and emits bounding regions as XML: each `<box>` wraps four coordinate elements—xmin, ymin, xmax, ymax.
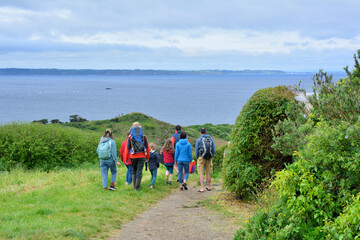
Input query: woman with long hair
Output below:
<box><xmin>161</xmin><ymin>139</ymin><xmax>175</xmax><ymax>185</ymax></box>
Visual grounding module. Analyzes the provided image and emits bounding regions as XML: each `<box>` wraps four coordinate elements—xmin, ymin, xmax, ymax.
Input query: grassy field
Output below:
<box><xmin>0</xmin><ymin>164</ymin><xmax>199</xmax><ymax>239</ymax></box>
<box><xmin>0</xmin><ymin>113</ymin><xmax>231</xmax><ymax>239</ymax></box>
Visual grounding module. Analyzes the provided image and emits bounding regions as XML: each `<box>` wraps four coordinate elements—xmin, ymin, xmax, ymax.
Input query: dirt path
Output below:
<box><xmin>109</xmin><ymin>183</ymin><xmax>241</xmax><ymax>240</ymax></box>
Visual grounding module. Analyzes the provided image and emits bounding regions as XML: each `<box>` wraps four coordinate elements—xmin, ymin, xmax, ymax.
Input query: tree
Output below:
<box><xmin>50</xmin><ymin>119</ymin><xmax>61</xmax><ymax>124</ymax></box>
<box><xmin>33</xmin><ymin>119</ymin><xmax>48</xmax><ymax>124</ymax></box>
<box><xmin>69</xmin><ymin>115</ymin><xmax>88</xmax><ymax>122</ymax></box>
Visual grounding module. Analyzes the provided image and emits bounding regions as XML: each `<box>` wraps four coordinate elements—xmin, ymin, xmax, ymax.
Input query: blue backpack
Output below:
<box><xmin>130</xmin><ymin>127</ymin><xmax>147</xmax><ymax>154</ymax></box>
<box><xmin>97</xmin><ymin>140</ymin><xmax>112</xmax><ymax>159</ymax></box>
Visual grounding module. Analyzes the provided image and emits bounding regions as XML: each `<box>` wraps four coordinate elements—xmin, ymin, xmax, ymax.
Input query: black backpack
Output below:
<box><xmin>199</xmin><ymin>136</ymin><xmax>214</xmax><ymax>160</ymax></box>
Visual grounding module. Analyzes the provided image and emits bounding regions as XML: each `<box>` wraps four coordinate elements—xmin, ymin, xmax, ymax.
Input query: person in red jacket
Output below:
<box><xmin>124</xmin><ymin>122</ymin><xmax>151</xmax><ymax>190</ymax></box>
<box><xmin>161</xmin><ymin>139</ymin><xmax>175</xmax><ymax>185</ymax></box>
<box><xmin>120</xmin><ymin>131</ymin><xmax>132</xmax><ymax>185</ymax></box>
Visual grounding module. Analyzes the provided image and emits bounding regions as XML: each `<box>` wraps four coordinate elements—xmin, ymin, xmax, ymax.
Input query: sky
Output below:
<box><xmin>0</xmin><ymin>0</ymin><xmax>359</xmax><ymax>72</ymax></box>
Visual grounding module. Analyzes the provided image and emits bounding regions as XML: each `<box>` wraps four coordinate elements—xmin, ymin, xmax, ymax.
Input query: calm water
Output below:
<box><xmin>0</xmin><ymin>73</ymin><xmax>345</xmax><ymax>125</ymax></box>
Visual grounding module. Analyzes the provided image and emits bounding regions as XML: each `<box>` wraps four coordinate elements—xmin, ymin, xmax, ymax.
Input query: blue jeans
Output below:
<box><xmin>100</xmin><ymin>160</ymin><xmax>117</xmax><ymax>188</ymax></box>
<box><xmin>150</xmin><ymin>169</ymin><xmax>157</xmax><ymax>186</ymax></box>
<box><xmin>125</xmin><ymin>165</ymin><xmax>133</xmax><ymax>184</ymax></box>
<box><xmin>177</xmin><ymin>161</ymin><xmax>189</xmax><ymax>184</ymax></box>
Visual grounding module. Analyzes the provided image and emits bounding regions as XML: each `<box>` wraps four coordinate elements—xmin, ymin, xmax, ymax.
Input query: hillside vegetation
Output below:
<box><xmin>63</xmin><ymin>112</ymin><xmax>231</xmax><ymax>150</ymax></box>
<box><xmin>1</xmin><ymin>113</ymin><xmax>231</xmax><ymax>171</ymax></box>
<box><xmin>234</xmin><ymin>50</ymin><xmax>360</xmax><ymax>239</ymax></box>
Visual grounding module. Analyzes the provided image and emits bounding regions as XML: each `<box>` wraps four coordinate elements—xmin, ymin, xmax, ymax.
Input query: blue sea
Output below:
<box><xmin>0</xmin><ymin>73</ymin><xmax>346</xmax><ymax>125</ymax></box>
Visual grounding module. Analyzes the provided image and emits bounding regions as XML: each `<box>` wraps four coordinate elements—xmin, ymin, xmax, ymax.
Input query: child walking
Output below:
<box><xmin>148</xmin><ymin>143</ymin><xmax>160</xmax><ymax>189</ymax></box>
<box><xmin>161</xmin><ymin>139</ymin><xmax>175</xmax><ymax>185</ymax></box>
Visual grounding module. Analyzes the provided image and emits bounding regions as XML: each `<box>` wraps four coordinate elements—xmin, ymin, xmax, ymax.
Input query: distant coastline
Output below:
<box><xmin>0</xmin><ymin>68</ymin><xmax>287</xmax><ymax>76</ymax></box>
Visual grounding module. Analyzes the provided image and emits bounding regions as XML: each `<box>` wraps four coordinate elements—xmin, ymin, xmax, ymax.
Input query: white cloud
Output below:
<box><xmin>0</xmin><ymin>6</ymin><xmax>70</xmax><ymax>23</ymax></box>
<box><xmin>41</xmin><ymin>28</ymin><xmax>360</xmax><ymax>56</ymax></box>
<box><xmin>1</xmin><ymin>1</ymin><xmax>359</xmax><ymax>70</ymax></box>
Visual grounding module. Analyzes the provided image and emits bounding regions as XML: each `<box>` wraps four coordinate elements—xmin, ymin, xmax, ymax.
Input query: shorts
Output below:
<box><xmin>197</xmin><ymin>157</ymin><xmax>213</xmax><ymax>175</ymax></box>
<box><xmin>164</xmin><ymin>163</ymin><xmax>174</xmax><ymax>174</ymax></box>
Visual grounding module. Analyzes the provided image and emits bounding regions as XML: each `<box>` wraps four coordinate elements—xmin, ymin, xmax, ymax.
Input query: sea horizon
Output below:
<box><xmin>0</xmin><ymin>72</ymin><xmax>346</xmax><ymax>126</ymax></box>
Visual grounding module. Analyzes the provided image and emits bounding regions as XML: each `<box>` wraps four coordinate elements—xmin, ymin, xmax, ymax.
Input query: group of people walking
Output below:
<box><xmin>96</xmin><ymin>122</ymin><xmax>215</xmax><ymax>192</ymax></box>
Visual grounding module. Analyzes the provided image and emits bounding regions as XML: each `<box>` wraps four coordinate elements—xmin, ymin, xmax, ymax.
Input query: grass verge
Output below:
<box><xmin>0</xmin><ymin>163</ymin><xmax>189</xmax><ymax>239</ymax></box>
<box><xmin>198</xmin><ymin>174</ymin><xmax>256</xmax><ymax>231</ymax></box>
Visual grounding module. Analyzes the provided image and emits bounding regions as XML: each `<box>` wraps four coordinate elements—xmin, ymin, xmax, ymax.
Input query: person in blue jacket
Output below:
<box><xmin>97</xmin><ymin>129</ymin><xmax>121</xmax><ymax>190</ymax></box>
<box><xmin>175</xmin><ymin>131</ymin><xmax>192</xmax><ymax>191</ymax></box>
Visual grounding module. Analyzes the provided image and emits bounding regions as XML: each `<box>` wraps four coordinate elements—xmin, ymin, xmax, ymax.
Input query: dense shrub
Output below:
<box><xmin>274</xmin><ymin>51</ymin><xmax>360</xmax><ymax>158</ymax></box>
<box><xmin>236</xmin><ymin>120</ymin><xmax>360</xmax><ymax>239</ymax></box>
<box><xmin>236</xmin><ymin>50</ymin><xmax>360</xmax><ymax>239</ymax></box>
<box><xmin>325</xmin><ymin>194</ymin><xmax>360</xmax><ymax>239</ymax></box>
<box><xmin>211</xmin><ymin>144</ymin><xmax>227</xmax><ymax>172</ymax></box>
<box><xmin>0</xmin><ymin>122</ymin><xmax>105</xmax><ymax>171</ymax></box>
<box><xmin>223</xmin><ymin>85</ymin><xmax>295</xmax><ymax>198</ymax></box>
<box><xmin>272</xmin><ymin>97</ymin><xmax>313</xmax><ymax>156</ymax></box>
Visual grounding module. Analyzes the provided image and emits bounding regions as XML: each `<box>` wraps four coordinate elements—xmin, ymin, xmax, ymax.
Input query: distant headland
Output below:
<box><xmin>0</xmin><ymin>68</ymin><xmax>286</xmax><ymax>76</ymax></box>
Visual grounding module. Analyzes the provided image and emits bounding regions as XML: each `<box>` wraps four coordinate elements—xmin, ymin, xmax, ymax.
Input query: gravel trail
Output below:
<box><xmin>109</xmin><ymin>183</ymin><xmax>239</xmax><ymax>240</ymax></box>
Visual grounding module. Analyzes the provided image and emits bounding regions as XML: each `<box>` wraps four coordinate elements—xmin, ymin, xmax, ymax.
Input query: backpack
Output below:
<box><xmin>172</xmin><ymin>131</ymin><xmax>181</xmax><ymax>148</ymax></box>
<box><xmin>190</xmin><ymin>160</ymin><xmax>196</xmax><ymax>174</ymax></box>
<box><xmin>130</xmin><ymin>127</ymin><xmax>146</xmax><ymax>154</ymax></box>
<box><xmin>98</xmin><ymin>140</ymin><xmax>112</xmax><ymax>159</ymax></box>
<box><xmin>199</xmin><ymin>136</ymin><xmax>214</xmax><ymax>160</ymax></box>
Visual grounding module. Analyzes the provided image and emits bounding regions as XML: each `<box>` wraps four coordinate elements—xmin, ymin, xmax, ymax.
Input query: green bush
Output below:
<box><xmin>272</xmin><ymin>97</ymin><xmax>313</xmax><ymax>156</ymax></box>
<box><xmin>325</xmin><ymin>194</ymin><xmax>360</xmax><ymax>239</ymax></box>
<box><xmin>235</xmin><ymin>50</ymin><xmax>360</xmax><ymax>239</ymax></box>
<box><xmin>0</xmin><ymin>122</ymin><xmax>103</xmax><ymax>170</ymax></box>
<box><xmin>274</xmin><ymin>50</ymin><xmax>360</xmax><ymax>158</ymax></box>
<box><xmin>223</xmin><ymin>85</ymin><xmax>295</xmax><ymax>198</ymax></box>
<box><xmin>235</xmin><ymin>199</ymin><xmax>300</xmax><ymax>239</ymax></box>
<box><xmin>237</xmin><ymin>119</ymin><xmax>360</xmax><ymax>239</ymax></box>
<box><xmin>276</xmin><ymin>120</ymin><xmax>360</xmax><ymax>238</ymax></box>
<box><xmin>211</xmin><ymin>144</ymin><xmax>227</xmax><ymax>172</ymax></box>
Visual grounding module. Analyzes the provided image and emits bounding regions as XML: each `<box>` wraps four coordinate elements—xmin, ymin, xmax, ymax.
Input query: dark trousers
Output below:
<box><xmin>131</xmin><ymin>158</ymin><xmax>145</xmax><ymax>179</ymax></box>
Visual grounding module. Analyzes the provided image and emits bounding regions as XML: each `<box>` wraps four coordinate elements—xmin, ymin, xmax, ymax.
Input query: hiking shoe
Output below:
<box><xmin>109</xmin><ymin>186</ymin><xmax>117</xmax><ymax>191</ymax></box>
<box><xmin>167</xmin><ymin>181</ymin><xmax>172</xmax><ymax>185</ymax></box>
<box><xmin>179</xmin><ymin>186</ymin><xmax>183</xmax><ymax>191</ymax></box>
<box><xmin>182</xmin><ymin>183</ymin><xmax>188</xmax><ymax>190</ymax></box>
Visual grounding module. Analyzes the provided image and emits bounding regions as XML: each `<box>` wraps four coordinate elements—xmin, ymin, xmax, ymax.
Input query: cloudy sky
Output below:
<box><xmin>1</xmin><ymin>0</ymin><xmax>359</xmax><ymax>71</ymax></box>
